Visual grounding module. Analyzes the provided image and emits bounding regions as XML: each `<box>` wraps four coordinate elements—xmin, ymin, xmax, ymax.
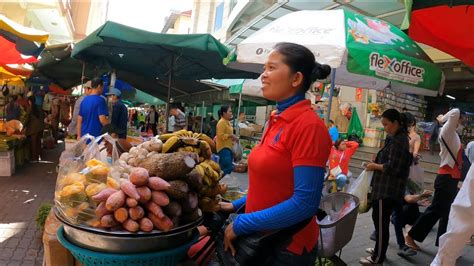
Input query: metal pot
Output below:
<box><xmin>55</xmin><ymin>207</ymin><xmax>202</xmax><ymax>254</ymax></box>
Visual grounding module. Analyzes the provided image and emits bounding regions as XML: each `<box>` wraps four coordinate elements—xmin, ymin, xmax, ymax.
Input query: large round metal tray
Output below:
<box><xmin>54</xmin><ymin>206</ymin><xmax>202</xmax><ymax>253</ymax></box>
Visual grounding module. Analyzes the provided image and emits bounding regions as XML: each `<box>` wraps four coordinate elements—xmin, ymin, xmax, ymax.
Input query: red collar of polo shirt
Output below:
<box><xmin>272</xmin><ymin>99</ymin><xmax>312</xmax><ymax>122</ymax></box>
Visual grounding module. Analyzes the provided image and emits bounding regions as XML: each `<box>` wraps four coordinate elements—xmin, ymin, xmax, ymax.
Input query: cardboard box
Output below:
<box><xmin>251</xmin><ymin>124</ymin><xmax>264</xmax><ymax>132</ymax></box>
<box><xmin>43</xmin><ymin>211</ymin><xmax>79</xmax><ymax>266</ymax></box>
<box><xmin>240</xmin><ymin>128</ymin><xmax>255</xmax><ymax>137</ymax></box>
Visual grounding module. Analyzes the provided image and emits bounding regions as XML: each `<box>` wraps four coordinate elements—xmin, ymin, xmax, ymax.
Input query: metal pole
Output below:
<box><xmin>110</xmin><ymin>70</ymin><xmax>116</xmax><ymax>90</ymax></box>
<box><xmin>81</xmin><ymin>62</ymin><xmax>86</xmax><ymax>95</ymax></box>
<box><xmin>326</xmin><ymin>68</ymin><xmax>336</xmax><ymax>124</ymax></box>
<box><xmin>200</xmin><ymin>100</ymin><xmax>204</xmax><ymax>133</ymax></box>
<box><xmin>236</xmin><ymin>92</ymin><xmax>242</xmax><ymax>136</ymax></box>
<box><xmin>165</xmin><ymin>55</ymin><xmax>174</xmax><ymax>132</ymax></box>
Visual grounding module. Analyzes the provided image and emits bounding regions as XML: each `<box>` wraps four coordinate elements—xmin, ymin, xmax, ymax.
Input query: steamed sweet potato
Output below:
<box><xmin>136</xmin><ymin>186</ymin><xmax>152</xmax><ymax>204</ymax></box>
<box><xmin>146</xmin><ymin>202</ymin><xmax>165</xmax><ymax>218</ymax></box>
<box><xmin>123</xmin><ymin>219</ymin><xmax>140</xmax><ymax>232</ymax></box>
<box><xmin>126</xmin><ymin>198</ymin><xmax>138</xmax><ymax>208</ymax></box>
<box><xmin>163</xmin><ymin>201</ymin><xmax>182</xmax><ymax>218</ymax></box>
<box><xmin>91</xmin><ymin>188</ymin><xmax>117</xmax><ymax>202</ymax></box>
<box><xmin>151</xmin><ymin>191</ymin><xmax>170</xmax><ymax>207</ymax></box>
<box><xmin>147</xmin><ymin>177</ymin><xmax>171</xmax><ymax>191</ymax></box>
<box><xmin>148</xmin><ymin>213</ymin><xmax>174</xmax><ymax>232</ymax></box>
<box><xmin>95</xmin><ymin>202</ymin><xmax>112</xmax><ymax>218</ymax></box>
<box><xmin>129</xmin><ymin>206</ymin><xmax>145</xmax><ymax>220</ymax></box>
<box><xmin>114</xmin><ymin>207</ymin><xmax>129</xmax><ymax>223</ymax></box>
<box><xmin>139</xmin><ymin>217</ymin><xmax>154</xmax><ymax>232</ymax></box>
<box><xmin>105</xmin><ymin>190</ymin><xmax>126</xmax><ymax>211</ymax></box>
<box><xmin>120</xmin><ymin>180</ymin><xmax>140</xmax><ymax>200</ymax></box>
<box><xmin>165</xmin><ymin>180</ymin><xmax>189</xmax><ymax>199</ymax></box>
<box><xmin>138</xmin><ymin>152</ymin><xmax>196</xmax><ymax>180</ymax></box>
<box><xmin>129</xmin><ymin>167</ymin><xmax>149</xmax><ymax>186</ymax></box>
<box><xmin>100</xmin><ymin>214</ymin><xmax>118</xmax><ymax>228</ymax></box>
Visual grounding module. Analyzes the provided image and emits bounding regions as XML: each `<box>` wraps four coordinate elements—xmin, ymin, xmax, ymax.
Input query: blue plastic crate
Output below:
<box><xmin>57</xmin><ymin>226</ymin><xmax>198</xmax><ymax>266</ymax></box>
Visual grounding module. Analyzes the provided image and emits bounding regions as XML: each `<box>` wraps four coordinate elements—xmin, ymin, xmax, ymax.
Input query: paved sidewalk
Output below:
<box><xmin>0</xmin><ymin>145</ymin><xmax>62</xmax><ymax>266</ymax></box>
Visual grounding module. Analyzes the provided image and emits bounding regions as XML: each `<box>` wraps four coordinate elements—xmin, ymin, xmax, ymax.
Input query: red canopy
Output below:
<box><xmin>0</xmin><ymin>35</ymin><xmax>38</xmax><ymax>65</ymax></box>
<box><xmin>409</xmin><ymin>4</ymin><xmax>474</xmax><ymax>67</ymax></box>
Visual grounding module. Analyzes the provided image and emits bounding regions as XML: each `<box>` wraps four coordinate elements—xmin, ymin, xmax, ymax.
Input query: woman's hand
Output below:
<box><xmin>365</xmin><ymin>163</ymin><xmax>380</xmax><ymax>171</ymax></box>
<box><xmin>224</xmin><ymin>223</ymin><xmax>237</xmax><ymax>256</ymax></box>
<box><xmin>218</xmin><ymin>201</ymin><xmax>235</xmax><ymax>213</ymax></box>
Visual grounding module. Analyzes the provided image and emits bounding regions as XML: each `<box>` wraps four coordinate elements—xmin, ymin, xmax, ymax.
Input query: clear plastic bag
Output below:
<box><xmin>347</xmin><ymin>170</ymin><xmax>373</xmax><ymax>213</ymax></box>
<box><xmin>232</xmin><ymin>142</ymin><xmax>243</xmax><ymax>162</ymax></box>
<box><xmin>408</xmin><ymin>164</ymin><xmax>424</xmax><ymax>193</ymax></box>
<box><xmin>54</xmin><ymin>134</ymin><xmax>123</xmax><ymax>226</ymax></box>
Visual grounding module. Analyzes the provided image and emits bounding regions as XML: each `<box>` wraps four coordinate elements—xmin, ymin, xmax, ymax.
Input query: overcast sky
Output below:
<box><xmin>107</xmin><ymin>0</ymin><xmax>193</xmax><ymax>33</ymax></box>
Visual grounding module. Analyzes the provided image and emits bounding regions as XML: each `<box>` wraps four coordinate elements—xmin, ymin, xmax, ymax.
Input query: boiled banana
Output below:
<box><xmin>158</xmin><ymin>133</ymin><xmax>176</xmax><ymax>142</ymax></box>
<box><xmin>199</xmin><ymin>141</ymin><xmax>212</xmax><ymax>159</ymax></box>
<box><xmin>196</xmin><ymin>134</ymin><xmax>216</xmax><ymax>153</ymax></box>
<box><xmin>162</xmin><ymin>136</ymin><xmax>181</xmax><ymax>153</ymax></box>
<box><xmin>204</xmin><ymin>159</ymin><xmax>220</xmax><ymax>172</ymax></box>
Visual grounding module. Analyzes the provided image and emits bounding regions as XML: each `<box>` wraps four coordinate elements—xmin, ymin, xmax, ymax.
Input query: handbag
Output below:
<box><xmin>215</xmin><ymin>204</ymin><xmax>312</xmax><ymax>266</ymax></box>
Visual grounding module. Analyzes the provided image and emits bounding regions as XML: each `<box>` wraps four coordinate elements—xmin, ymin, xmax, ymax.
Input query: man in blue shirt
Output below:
<box><xmin>77</xmin><ymin>78</ymin><xmax>109</xmax><ymax>138</ymax></box>
<box><xmin>328</xmin><ymin>120</ymin><xmax>339</xmax><ymax>142</ymax></box>
<box><xmin>106</xmin><ymin>88</ymin><xmax>128</xmax><ymax>139</ymax></box>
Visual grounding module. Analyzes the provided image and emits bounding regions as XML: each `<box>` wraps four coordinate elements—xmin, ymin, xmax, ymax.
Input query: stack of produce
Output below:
<box><xmin>56</xmin><ymin>131</ymin><xmax>228</xmax><ymax>233</ymax></box>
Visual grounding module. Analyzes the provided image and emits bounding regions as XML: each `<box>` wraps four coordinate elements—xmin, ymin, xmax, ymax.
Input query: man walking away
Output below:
<box><xmin>146</xmin><ymin>105</ymin><xmax>159</xmax><ymax>136</ymax></box>
<box><xmin>77</xmin><ymin>77</ymin><xmax>109</xmax><ymax>138</ymax></box>
<box><xmin>106</xmin><ymin>88</ymin><xmax>128</xmax><ymax>139</ymax></box>
<box><xmin>68</xmin><ymin>81</ymin><xmax>92</xmax><ymax>137</ymax></box>
<box><xmin>170</xmin><ymin>104</ymin><xmax>186</xmax><ymax>132</ymax></box>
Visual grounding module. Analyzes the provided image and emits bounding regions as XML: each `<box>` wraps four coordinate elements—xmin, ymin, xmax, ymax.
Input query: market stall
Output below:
<box><xmin>55</xmin><ymin>131</ymin><xmax>230</xmax><ymax>264</ymax></box>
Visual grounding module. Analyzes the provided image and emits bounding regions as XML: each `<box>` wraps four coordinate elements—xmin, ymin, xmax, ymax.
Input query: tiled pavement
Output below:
<box><xmin>0</xmin><ymin>144</ymin><xmax>61</xmax><ymax>266</ymax></box>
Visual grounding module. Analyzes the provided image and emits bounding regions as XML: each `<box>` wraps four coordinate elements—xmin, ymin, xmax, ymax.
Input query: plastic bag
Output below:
<box><xmin>407</xmin><ymin>164</ymin><xmax>424</xmax><ymax>193</ymax></box>
<box><xmin>232</xmin><ymin>141</ymin><xmax>243</xmax><ymax>162</ymax></box>
<box><xmin>347</xmin><ymin>170</ymin><xmax>373</xmax><ymax>213</ymax></box>
<box><xmin>54</xmin><ymin>134</ymin><xmax>122</xmax><ymax>226</ymax></box>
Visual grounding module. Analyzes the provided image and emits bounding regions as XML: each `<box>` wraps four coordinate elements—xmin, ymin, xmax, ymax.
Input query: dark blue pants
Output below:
<box><xmin>392</xmin><ymin>201</ymin><xmax>420</xmax><ymax>249</ymax></box>
<box><xmin>218</xmin><ymin>148</ymin><xmax>234</xmax><ymax>175</ymax></box>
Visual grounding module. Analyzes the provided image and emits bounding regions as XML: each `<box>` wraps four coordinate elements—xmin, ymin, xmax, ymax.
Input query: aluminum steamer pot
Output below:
<box><xmin>55</xmin><ymin>207</ymin><xmax>202</xmax><ymax>254</ymax></box>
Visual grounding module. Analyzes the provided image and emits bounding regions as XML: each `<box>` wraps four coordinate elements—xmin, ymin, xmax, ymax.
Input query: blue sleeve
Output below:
<box><xmin>79</xmin><ymin>98</ymin><xmax>86</xmax><ymax>117</ymax></box>
<box><xmin>231</xmin><ymin>195</ymin><xmax>247</xmax><ymax>211</ymax></box>
<box><xmin>98</xmin><ymin>98</ymin><xmax>108</xmax><ymax>116</ymax></box>
<box><xmin>329</xmin><ymin>127</ymin><xmax>339</xmax><ymax>142</ymax></box>
<box><xmin>232</xmin><ymin>166</ymin><xmax>324</xmax><ymax>236</ymax></box>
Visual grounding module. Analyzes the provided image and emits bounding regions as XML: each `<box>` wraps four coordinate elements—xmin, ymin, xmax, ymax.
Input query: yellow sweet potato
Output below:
<box><xmin>85</xmin><ymin>183</ymin><xmax>107</xmax><ymax>198</ymax></box>
<box><xmin>107</xmin><ymin>177</ymin><xmax>121</xmax><ymax>190</ymax></box>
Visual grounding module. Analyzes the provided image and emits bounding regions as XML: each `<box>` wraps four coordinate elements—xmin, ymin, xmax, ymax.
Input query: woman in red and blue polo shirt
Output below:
<box><xmin>220</xmin><ymin>42</ymin><xmax>332</xmax><ymax>265</ymax></box>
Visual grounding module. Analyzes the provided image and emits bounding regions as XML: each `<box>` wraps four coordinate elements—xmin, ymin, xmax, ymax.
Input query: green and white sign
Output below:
<box><xmin>229</xmin><ymin>9</ymin><xmax>444</xmax><ymax>97</ymax></box>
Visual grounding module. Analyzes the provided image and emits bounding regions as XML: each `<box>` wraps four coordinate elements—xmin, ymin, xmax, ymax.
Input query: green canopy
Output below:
<box><xmin>347</xmin><ymin>107</ymin><xmax>364</xmax><ymax>138</ymax></box>
<box><xmin>130</xmin><ymin>90</ymin><xmax>165</xmax><ymax>105</ymax></box>
<box><xmin>72</xmin><ymin>21</ymin><xmax>258</xmax><ymax>81</ymax></box>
